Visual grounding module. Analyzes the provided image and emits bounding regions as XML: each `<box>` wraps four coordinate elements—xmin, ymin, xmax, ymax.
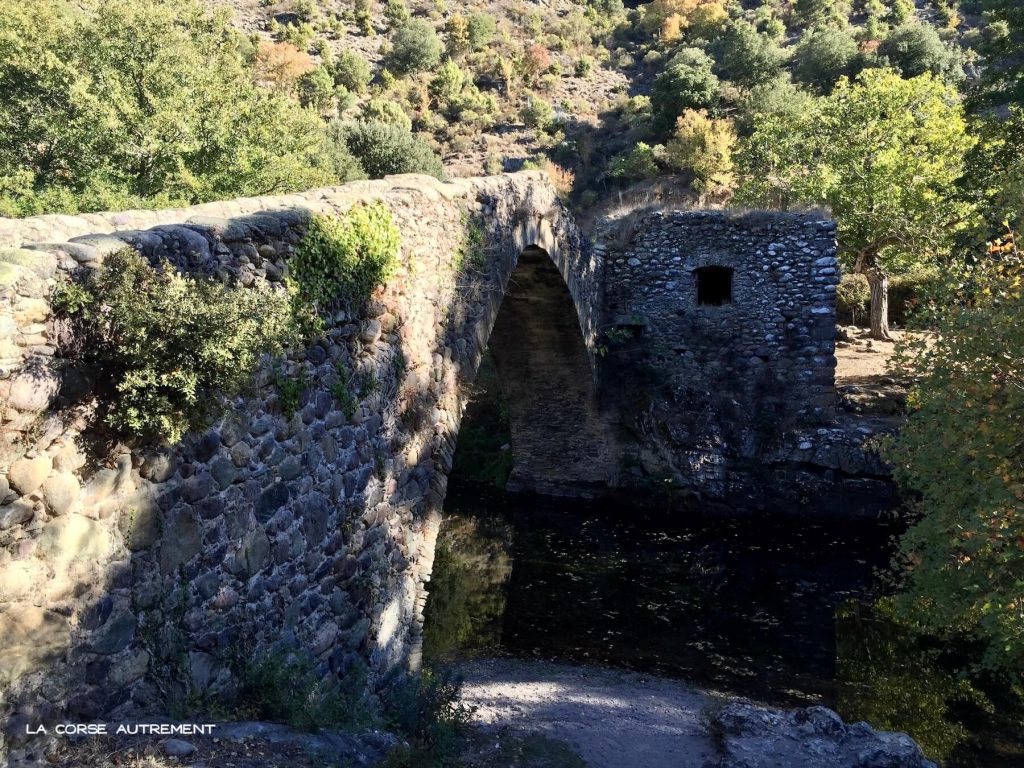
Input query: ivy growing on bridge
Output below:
<box><xmin>289</xmin><ymin>202</ymin><xmax>401</xmax><ymax>322</ymax></box>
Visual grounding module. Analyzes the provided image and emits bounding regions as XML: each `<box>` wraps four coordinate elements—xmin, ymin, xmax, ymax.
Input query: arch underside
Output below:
<box><xmin>485</xmin><ymin>246</ymin><xmax>618</xmax><ymax>498</ymax></box>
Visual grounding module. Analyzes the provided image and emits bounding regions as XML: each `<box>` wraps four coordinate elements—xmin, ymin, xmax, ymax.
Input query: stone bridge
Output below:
<box><xmin>0</xmin><ymin>172</ymin><xmax>846</xmax><ymax>757</ymax></box>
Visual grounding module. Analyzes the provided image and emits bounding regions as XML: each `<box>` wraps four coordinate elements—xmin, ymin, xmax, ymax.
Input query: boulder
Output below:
<box><xmin>710</xmin><ymin>703</ymin><xmax>937</xmax><ymax>768</ymax></box>
<box><xmin>8</xmin><ymin>454</ymin><xmax>53</xmax><ymax>495</ymax></box>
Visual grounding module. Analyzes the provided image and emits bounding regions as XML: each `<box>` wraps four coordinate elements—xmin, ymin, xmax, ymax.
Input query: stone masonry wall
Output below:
<box><xmin>602</xmin><ymin>210</ymin><xmax>842</xmax><ymax>502</ymax></box>
<box><xmin>0</xmin><ymin>172</ymin><xmax>598</xmax><ymax>758</ymax></box>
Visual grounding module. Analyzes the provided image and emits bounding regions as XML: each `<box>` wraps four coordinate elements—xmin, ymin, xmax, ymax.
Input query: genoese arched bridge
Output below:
<box><xmin>0</xmin><ymin>172</ymin><xmax>842</xmax><ymax>753</ymax></box>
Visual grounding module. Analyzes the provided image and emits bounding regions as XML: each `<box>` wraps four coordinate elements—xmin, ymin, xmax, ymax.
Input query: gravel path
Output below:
<box><xmin>458</xmin><ymin>659</ymin><xmax>721</xmax><ymax>768</ymax></box>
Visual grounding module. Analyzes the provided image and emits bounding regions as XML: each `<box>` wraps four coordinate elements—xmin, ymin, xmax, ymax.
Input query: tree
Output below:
<box><xmin>334</xmin><ymin>120</ymin><xmax>444</xmax><ymax>179</ymax></box>
<box><xmin>651</xmin><ymin>48</ymin><xmax>720</xmax><ymax>135</ymax></box>
<box><xmin>736</xmin><ymin>69</ymin><xmax>975</xmax><ymax>339</ymax></box>
<box><xmin>331</xmin><ymin>50</ymin><xmax>372</xmax><ymax>94</ymax></box>
<box><xmin>975</xmin><ymin>0</ymin><xmax>1024</xmax><ymax>106</ymax></box>
<box><xmin>466</xmin><ymin>13</ymin><xmax>497</xmax><ymax>51</ymax></box>
<box><xmin>253</xmin><ymin>41</ymin><xmax>315</xmax><ymax>94</ymax></box>
<box><xmin>663</xmin><ymin>110</ymin><xmax>737</xmax><ymax>195</ymax></box>
<box><xmin>0</xmin><ymin>0</ymin><xmax>335</xmax><ymax>216</ymax></box>
<box><xmin>878</xmin><ymin>24</ymin><xmax>966</xmax><ymax>84</ymax></box>
<box><xmin>735</xmin><ymin>75</ymin><xmax>814</xmax><ymax>135</ymax></box>
<box><xmin>793</xmin><ymin>0</ymin><xmax>844</xmax><ymax>27</ymax></box>
<box><xmin>387</xmin><ymin>19</ymin><xmax>443</xmax><ymax>74</ymax></box>
<box><xmin>884</xmin><ymin>237</ymin><xmax>1024</xmax><ymax>679</ymax></box>
<box><xmin>711</xmin><ymin>20</ymin><xmax>784</xmax><ymax>89</ymax></box>
<box><xmin>792</xmin><ymin>26</ymin><xmax>862</xmax><ymax>93</ymax></box>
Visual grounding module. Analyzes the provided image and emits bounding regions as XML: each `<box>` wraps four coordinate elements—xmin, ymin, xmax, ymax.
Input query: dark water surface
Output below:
<box><xmin>424</xmin><ymin>480</ymin><xmax>1024</xmax><ymax>767</ymax></box>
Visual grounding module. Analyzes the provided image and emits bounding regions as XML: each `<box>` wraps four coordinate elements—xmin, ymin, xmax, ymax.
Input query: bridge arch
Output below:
<box><xmin>483</xmin><ymin>243</ymin><xmax>617</xmax><ymax>497</ymax></box>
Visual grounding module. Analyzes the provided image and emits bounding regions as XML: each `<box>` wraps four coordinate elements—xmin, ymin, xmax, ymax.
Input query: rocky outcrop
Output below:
<box><xmin>709</xmin><ymin>703</ymin><xmax>936</xmax><ymax>768</ymax></box>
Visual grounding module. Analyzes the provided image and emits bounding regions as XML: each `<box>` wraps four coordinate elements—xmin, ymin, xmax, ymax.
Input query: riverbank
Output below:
<box><xmin>457</xmin><ymin>658</ymin><xmax>936</xmax><ymax>768</ymax></box>
<box><xmin>458</xmin><ymin>658</ymin><xmax>717</xmax><ymax>767</ymax></box>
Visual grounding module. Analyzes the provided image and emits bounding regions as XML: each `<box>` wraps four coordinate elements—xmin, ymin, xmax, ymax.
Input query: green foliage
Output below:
<box><xmin>272</xmin><ymin>365</ymin><xmax>310</xmax><ymax>417</ymax></box>
<box><xmin>361</xmin><ymin>97</ymin><xmax>414</xmax><ymax>132</ymax></box>
<box><xmin>388</xmin><ymin>19</ymin><xmax>444</xmax><ymax>74</ymax></box>
<box><xmin>233</xmin><ymin>649</ymin><xmax>370</xmax><ymax>731</ymax></box>
<box><xmin>734</xmin><ymin>75</ymin><xmax>814</xmax><ymax>136</ymax></box>
<box><xmin>663</xmin><ymin>109</ymin><xmax>737</xmax><ymax>194</ymax></box>
<box><xmin>836</xmin><ymin>601</ymin><xmax>994</xmax><ymax>763</ymax></box>
<box><xmin>737</xmin><ymin>69</ymin><xmax>974</xmax><ymax>286</ymax></box>
<box><xmin>55</xmin><ymin>250</ymin><xmax>299</xmax><ymax>442</ymax></box>
<box><xmin>331</xmin><ymin>50</ymin><xmax>373</xmax><ymax>94</ymax></box>
<box><xmin>711</xmin><ymin>20</ymin><xmax>784</xmax><ymax>90</ymax></box>
<box><xmin>331</xmin><ymin>371</ymin><xmax>360</xmax><ymax>421</ymax></box>
<box><xmin>878</xmin><ymin>24</ymin><xmax>966</xmax><ymax>84</ymax></box>
<box><xmin>884</xmin><ymin>240</ymin><xmax>1024</xmax><ymax>679</ymax></box>
<box><xmin>384</xmin><ymin>0</ymin><xmax>412</xmax><ymax>29</ymax></box>
<box><xmin>650</xmin><ymin>48</ymin><xmax>720</xmax><ymax>136</ymax></box>
<box><xmin>290</xmin><ymin>203</ymin><xmax>401</xmax><ymax>314</ymax></box>
<box><xmin>297</xmin><ymin>66</ymin><xmax>335</xmax><ymax>113</ymax></box>
<box><xmin>466</xmin><ymin>12</ymin><xmax>497</xmax><ymax>51</ymax></box>
<box><xmin>974</xmin><ymin>0</ymin><xmax>1024</xmax><ymax>106</ymax></box>
<box><xmin>835</xmin><ymin>272</ymin><xmax>870</xmax><ymax>324</ymax></box>
<box><xmin>453</xmin><ymin>212</ymin><xmax>488</xmax><ymax>273</ymax></box>
<box><xmin>792</xmin><ymin>26</ymin><xmax>862</xmax><ymax>94</ymax></box>
<box><xmin>382</xmin><ymin>667</ymin><xmax>474</xmax><ymax>762</ymax></box>
<box><xmin>521</xmin><ymin>94</ymin><xmax>556</xmax><ymax>131</ymax></box>
<box><xmin>607</xmin><ymin>143</ymin><xmax>660</xmax><ymax>181</ymax></box>
<box><xmin>958</xmin><ymin>108</ymin><xmax>1024</xmax><ymax>240</ymax></box>
<box><xmin>0</xmin><ymin>0</ymin><xmax>336</xmax><ymax>216</ymax></box>
<box><xmin>793</xmin><ymin>0</ymin><xmax>845</xmax><ymax>27</ymax></box>
<box><xmin>336</xmin><ymin>119</ymin><xmax>445</xmax><ymax>179</ymax></box>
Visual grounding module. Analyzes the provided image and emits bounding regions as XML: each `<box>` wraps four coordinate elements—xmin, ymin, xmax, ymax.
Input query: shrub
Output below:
<box><xmin>794</xmin><ymin>0</ymin><xmax>842</xmax><ymax>26</ymax></box>
<box><xmin>520</xmin><ymin>44</ymin><xmax>552</xmax><ymax>84</ymax></box>
<box><xmin>332</xmin><ymin>50</ymin><xmax>373</xmax><ymax>94</ymax></box>
<box><xmin>254</xmin><ymin>40</ymin><xmax>316</xmax><ymax>94</ymax></box>
<box><xmin>383</xmin><ymin>668</ymin><xmax>474</xmax><ymax>761</ymax></box>
<box><xmin>888</xmin><ymin>266</ymin><xmax>943</xmax><ymax>327</ymax></box>
<box><xmin>792</xmin><ymin>26</ymin><xmax>861</xmax><ymax>93</ymax></box>
<box><xmin>383</xmin><ymin>0</ymin><xmax>411</xmax><ymax>29</ymax></box>
<box><xmin>290</xmin><ymin>202</ymin><xmax>401</xmax><ymax>314</ymax></box>
<box><xmin>711</xmin><ymin>20</ymin><xmax>784</xmax><ymax>90</ymax></box>
<box><xmin>429</xmin><ymin>59</ymin><xmax>466</xmax><ymax>105</ymax></box>
<box><xmin>575</xmin><ymin>56</ymin><xmax>594</xmax><ymax>77</ymax></box>
<box><xmin>663</xmin><ymin>109</ymin><xmax>737</xmax><ymax>195</ymax></box>
<box><xmin>387</xmin><ymin>19</ymin><xmax>444</xmax><ymax>74</ymax></box>
<box><xmin>735</xmin><ymin>75</ymin><xmax>814</xmax><ymax>135</ymax></box>
<box><xmin>651</xmin><ymin>48</ymin><xmax>720</xmax><ymax>136</ymax></box>
<box><xmin>297</xmin><ymin>66</ymin><xmax>336</xmax><ymax>113</ymax></box>
<box><xmin>360</xmin><ymin>97</ymin><xmax>414</xmax><ymax>132</ymax></box>
<box><xmin>444</xmin><ymin>13</ymin><xmax>471</xmax><ymax>56</ymax></box>
<box><xmin>53</xmin><ymin>250</ymin><xmax>300</xmax><ymax>442</ymax></box>
<box><xmin>878</xmin><ymin>24</ymin><xmax>966</xmax><ymax>84</ymax></box>
<box><xmin>466</xmin><ymin>12</ymin><xmax>497</xmax><ymax>51</ymax></box>
<box><xmin>883</xmin><ymin>244</ymin><xmax>1024</xmax><ymax>679</ymax></box>
<box><xmin>336</xmin><ymin>119</ymin><xmax>445</xmax><ymax>178</ymax></box>
<box><xmin>233</xmin><ymin>649</ymin><xmax>369</xmax><ymax>731</ymax></box>
<box><xmin>607</xmin><ymin>142</ymin><xmax>659</xmax><ymax>180</ymax></box>
<box><xmin>835</xmin><ymin>272</ymin><xmax>870</xmax><ymax>325</ymax></box>
<box><xmin>521</xmin><ymin>94</ymin><xmax>556</xmax><ymax>131</ymax></box>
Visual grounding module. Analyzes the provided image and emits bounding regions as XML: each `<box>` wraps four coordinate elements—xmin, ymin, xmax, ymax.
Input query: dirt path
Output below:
<box><xmin>458</xmin><ymin>659</ymin><xmax>721</xmax><ymax>768</ymax></box>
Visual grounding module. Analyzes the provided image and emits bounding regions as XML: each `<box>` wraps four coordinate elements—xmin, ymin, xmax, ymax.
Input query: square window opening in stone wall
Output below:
<box><xmin>696</xmin><ymin>266</ymin><xmax>734</xmax><ymax>306</ymax></box>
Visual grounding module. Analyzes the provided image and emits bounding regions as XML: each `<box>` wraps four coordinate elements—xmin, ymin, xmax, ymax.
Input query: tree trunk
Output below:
<box><xmin>866</xmin><ymin>267</ymin><xmax>892</xmax><ymax>341</ymax></box>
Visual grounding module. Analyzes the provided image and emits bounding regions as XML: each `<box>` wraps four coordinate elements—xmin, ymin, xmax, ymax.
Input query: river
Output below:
<box><xmin>423</xmin><ymin>479</ymin><xmax>1024</xmax><ymax>767</ymax></box>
